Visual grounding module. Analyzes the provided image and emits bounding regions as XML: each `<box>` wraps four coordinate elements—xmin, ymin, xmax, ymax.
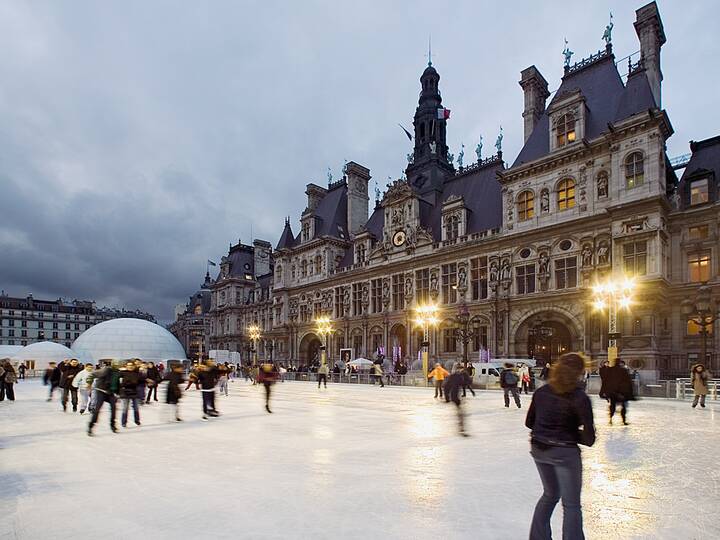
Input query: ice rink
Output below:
<box><xmin>1</xmin><ymin>379</ymin><xmax>718</xmax><ymax>540</ymax></box>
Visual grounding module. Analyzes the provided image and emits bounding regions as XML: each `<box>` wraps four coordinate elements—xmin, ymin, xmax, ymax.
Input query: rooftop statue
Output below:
<box><xmin>327</xmin><ymin>167</ymin><xmax>333</xmax><ymax>184</ymax></box>
<box><xmin>563</xmin><ymin>38</ymin><xmax>574</xmax><ymax>68</ymax></box>
<box><xmin>476</xmin><ymin>136</ymin><xmax>483</xmax><ymax>161</ymax></box>
<box><xmin>602</xmin><ymin>12</ymin><xmax>614</xmax><ymax>45</ymax></box>
<box><xmin>457</xmin><ymin>144</ymin><xmax>464</xmax><ymax>168</ymax></box>
<box><xmin>495</xmin><ymin>126</ymin><xmax>503</xmax><ymax>152</ymax></box>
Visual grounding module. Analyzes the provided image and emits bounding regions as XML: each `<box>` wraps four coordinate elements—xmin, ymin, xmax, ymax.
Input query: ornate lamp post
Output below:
<box><xmin>247</xmin><ymin>323</ymin><xmax>261</xmax><ymax>366</ymax></box>
<box><xmin>415</xmin><ymin>303</ymin><xmax>440</xmax><ymax>380</ymax></box>
<box><xmin>682</xmin><ymin>284</ymin><xmax>717</xmax><ymax>369</ymax></box>
<box><xmin>453</xmin><ymin>302</ymin><xmax>475</xmax><ymax>365</ymax></box>
<box><xmin>314</xmin><ymin>316</ymin><xmax>334</xmax><ymax>367</ymax></box>
<box><xmin>592</xmin><ymin>277</ymin><xmax>634</xmax><ymax>366</ymax></box>
<box><xmin>528</xmin><ymin>320</ymin><xmax>554</xmax><ymax>363</ymax></box>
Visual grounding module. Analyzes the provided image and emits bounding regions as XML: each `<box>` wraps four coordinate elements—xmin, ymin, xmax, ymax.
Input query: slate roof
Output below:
<box><xmin>188</xmin><ymin>289</ymin><xmax>211</xmax><ymax>314</ymax></box>
<box><xmin>677</xmin><ymin>135</ymin><xmax>720</xmax><ymax>208</ymax></box>
<box><xmin>293</xmin><ymin>184</ymin><xmax>349</xmax><ymax>244</ymax></box>
<box><xmin>513</xmin><ymin>54</ymin><xmax>658</xmax><ymax>167</ymax></box>
<box><xmin>224</xmin><ymin>244</ymin><xmax>255</xmax><ymax>279</ymax></box>
<box><xmin>276</xmin><ymin>220</ymin><xmax>296</xmax><ymax>250</ymax></box>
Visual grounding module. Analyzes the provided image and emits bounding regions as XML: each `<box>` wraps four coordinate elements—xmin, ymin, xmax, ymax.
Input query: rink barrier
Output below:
<box><xmin>674</xmin><ymin>378</ymin><xmax>719</xmax><ymax>401</ymax></box>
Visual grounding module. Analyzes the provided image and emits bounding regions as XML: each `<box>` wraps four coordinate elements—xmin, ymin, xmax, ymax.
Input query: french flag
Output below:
<box><xmin>437</xmin><ymin>108</ymin><xmax>451</xmax><ymax>120</ymax></box>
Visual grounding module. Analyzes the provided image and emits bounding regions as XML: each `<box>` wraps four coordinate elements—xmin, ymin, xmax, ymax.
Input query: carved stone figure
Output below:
<box><xmin>602</xmin><ymin>12</ymin><xmax>614</xmax><ymax>45</ymax></box>
<box><xmin>382</xmin><ymin>279</ymin><xmax>390</xmax><ymax>303</ymax></box>
<box><xmin>597</xmin><ymin>242</ymin><xmax>610</xmax><ymax>265</ymax></box>
<box><xmin>597</xmin><ymin>173</ymin><xmax>608</xmax><ymax>198</ymax></box>
<box><xmin>500</xmin><ymin>260</ymin><xmax>511</xmax><ymax>281</ymax></box>
<box><xmin>343</xmin><ymin>287</ymin><xmax>350</xmax><ymax>311</ymax></box>
<box><xmin>457</xmin><ymin>265</ymin><xmax>467</xmax><ymax>289</ymax></box>
<box><xmin>563</xmin><ymin>39</ymin><xmax>574</xmax><ymax>67</ymax></box>
<box><xmin>489</xmin><ymin>261</ymin><xmax>499</xmax><ymax>283</ymax></box>
<box><xmin>581</xmin><ymin>244</ymin><xmax>593</xmax><ymax>267</ymax></box>
<box><xmin>541</xmin><ymin>189</ymin><xmax>550</xmax><ymax>213</ymax></box>
<box><xmin>476</xmin><ymin>136</ymin><xmax>483</xmax><ymax>161</ymax></box>
<box><xmin>430</xmin><ymin>271</ymin><xmax>439</xmax><ymax>293</ymax></box>
<box><xmin>539</xmin><ymin>252</ymin><xmax>549</xmax><ymax>275</ymax></box>
<box><xmin>404</xmin><ymin>276</ymin><xmax>413</xmax><ymax>298</ymax></box>
<box><xmin>429</xmin><ymin>141</ymin><xmax>437</xmax><ymax>154</ymax></box>
<box><xmin>457</xmin><ymin>144</ymin><xmax>464</xmax><ymax>168</ymax></box>
<box><xmin>495</xmin><ymin>126</ymin><xmax>503</xmax><ymax>152</ymax></box>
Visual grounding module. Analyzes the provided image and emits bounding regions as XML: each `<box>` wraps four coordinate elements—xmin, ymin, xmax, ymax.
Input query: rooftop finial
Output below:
<box><xmin>563</xmin><ymin>38</ymin><xmax>574</xmax><ymax>68</ymax></box>
<box><xmin>427</xmin><ymin>35</ymin><xmax>432</xmax><ymax>67</ymax></box>
<box><xmin>374</xmin><ymin>180</ymin><xmax>380</xmax><ymax>204</ymax></box>
<box><xmin>602</xmin><ymin>11</ymin><xmax>614</xmax><ymax>45</ymax></box>
<box><xmin>495</xmin><ymin>126</ymin><xmax>503</xmax><ymax>153</ymax></box>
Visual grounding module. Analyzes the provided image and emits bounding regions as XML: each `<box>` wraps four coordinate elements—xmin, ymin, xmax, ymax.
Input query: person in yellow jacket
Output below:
<box><xmin>428</xmin><ymin>362</ymin><xmax>450</xmax><ymax>398</ymax></box>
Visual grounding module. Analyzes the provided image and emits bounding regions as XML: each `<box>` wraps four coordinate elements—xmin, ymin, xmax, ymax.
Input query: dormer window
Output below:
<box><xmin>556</xmin><ymin>113</ymin><xmax>576</xmax><ymax>147</ymax></box>
<box><xmin>557</xmin><ymin>178</ymin><xmax>576</xmax><ymax>210</ymax></box>
<box><xmin>445</xmin><ymin>214</ymin><xmax>459</xmax><ymax>240</ymax></box>
<box><xmin>301</xmin><ymin>222</ymin><xmax>310</xmax><ymax>242</ymax></box>
<box><xmin>690</xmin><ymin>178</ymin><xmax>709</xmax><ymax>206</ymax></box>
<box><xmin>625</xmin><ymin>152</ymin><xmax>644</xmax><ymax>188</ymax></box>
<box><xmin>356</xmin><ymin>243</ymin><xmax>366</xmax><ymax>264</ymax></box>
<box><xmin>517</xmin><ymin>190</ymin><xmax>535</xmax><ymax>221</ymax></box>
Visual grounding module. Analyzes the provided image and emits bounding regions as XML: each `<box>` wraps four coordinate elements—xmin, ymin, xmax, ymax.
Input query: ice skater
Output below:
<box><xmin>428</xmin><ymin>362</ymin><xmax>449</xmax><ymax>398</ymax></box>
<box><xmin>88</xmin><ymin>361</ymin><xmax>119</xmax><ymax>436</ymax></box>
<box><xmin>43</xmin><ymin>362</ymin><xmax>60</xmax><ymax>401</ymax></box>
<box><xmin>60</xmin><ymin>359</ymin><xmax>83</xmax><ymax>412</ymax></box>
<box><xmin>462</xmin><ymin>363</ymin><xmax>476</xmax><ymax>397</ymax></box>
<box><xmin>18</xmin><ymin>362</ymin><xmax>26</xmax><ymax>380</ymax></box>
<box><xmin>372</xmin><ymin>362</ymin><xmax>385</xmax><ymax>387</ymax></box>
<box><xmin>0</xmin><ymin>359</ymin><xmax>17</xmax><ymax>401</ymax></box>
<box><xmin>526</xmin><ymin>353</ymin><xmax>595</xmax><ymax>540</ymax></box>
<box><xmin>119</xmin><ymin>361</ymin><xmax>142</xmax><ymax>427</ymax></box>
<box><xmin>218</xmin><ymin>362</ymin><xmax>230</xmax><ymax>396</ymax></box>
<box><xmin>198</xmin><ymin>360</ymin><xmax>220</xmax><ymax>419</ymax></box>
<box><xmin>145</xmin><ymin>362</ymin><xmax>160</xmax><ymax>403</ymax></box>
<box><xmin>519</xmin><ymin>363</ymin><xmax>531</xmax><ymax>394</ymax></box>
<box><xmin>318</xmin><ymin>362</ymin><xmax>329</xmax><ymax>388</ymax></box>
<box><xmin>165</xmin><ymin>364</ymin><xmax>185</xmax><ymax>421</ymax></box>
<box><xmin>690</xmin><ymin>363</ymin><xmax>710</xmax><ymax>408</ymax></box>
<box><xmin>500</xmin><ymin>363</ymin><xmax>521</xmax><ymax>408</ymax></box>
<box><xmin>444</xmin><ymin>367</ymin><xmax>470</xmax><ymax>436</ymax></box>
<box><xmin>72</xmin><ymin>363</ymin><xmax>95</xmax><ymax>414</ymax></box>
<box><xmin>258</xmin><ymin>361</ymin><xmax>278</xmax><ymax>413</ymax></box>
<box><xmin>602</xmin><ymin>360</ymin><xmax>634</xmax><ymax>425</ymax></box>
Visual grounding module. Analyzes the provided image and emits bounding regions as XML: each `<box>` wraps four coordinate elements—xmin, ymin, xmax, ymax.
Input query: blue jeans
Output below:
<box><xmin>121</xmin><ymin>398</ymin><xmax>140</xmax><ymax>426</ymax></box>
<box><xmin>529</xmin><ymin>444</ymin><xmax>584</xmax><ymax>540</ymax></box>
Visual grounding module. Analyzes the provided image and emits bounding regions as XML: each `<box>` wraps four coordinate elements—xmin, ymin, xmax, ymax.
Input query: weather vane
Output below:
<box><xmin>563</xmin><ymin>38</ymin><xmax>574</xmax><ymax>68</ymax></box>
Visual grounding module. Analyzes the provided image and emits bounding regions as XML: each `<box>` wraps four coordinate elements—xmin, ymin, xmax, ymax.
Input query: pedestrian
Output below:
<box><xmin>500</xmin><ymin>363</ymin><xmax>522</xmax><ymax>408</ymax></box>
<box><xmin>88</xmin><ymin>361</ymin><xmax>119</xmax><ymax>436</ymax></box>
<box><xmin>690</xmin><ymin>363</ymin><xmax>710</xmax><ymax>409</ymax></box>
<box><xmin>539</xmin><ymin>362</ymin><xmax>550</xmax><ymax>380</ymax></box>
<box><xmin>72</xmin><ymin>363</ymin><xmax>95</xmax><ymax>414</ymax></box>
<box><xmin>145</xmin><ymin>362</ymin><xmax>160</xmax><ymax>403</ymax></box>
<box><xmin>0</xmin><ymin>359</ymin><xmax>17</xmax><ymax>401</ymax></box>
<box><xmin>18</xmin><ymin>362</ymin><xmax>26</xmax><ymax>380</ymax></box>
<box><xmin>519</xmin><ymin>363</ymin><xmax>531</xmax><ymax>394</ymax></box>
<box><xmin>136</xmin><ymin>361</ymin><xmax>147</xmax><ymax>405</ymax></box>
<box><xmin>185</xmin><ymin>363</ymin><xmax>200</xmax><ymax>390</ymax></box>
<box><xmin>198</xmin><ymin>360</ymin><xmax>220</xmax><ymax>420</ymax></box>
<box><xmin>258</xmin><ymin>360</ymin><xmax>278</xmax><ymax>413</ymax></box>
<box><xmin>598</xmin><ymin>360</ymin><xmax>610</xmax><ymax>401</ymax></box>
<box><xmin>218</xmin><ymin>362</ymin><xmax>229</xmax><ymax>396</ymax></box>
<box><xmin>318</xmin><ymin>363</ymin><xmax>329</xmax><ymax>389</ymax></box>
<box><xmin>43</xmin><ymin>362</ymin><xmax>58</xmax><ymax>401</ymax></box>
<box><xmin>462</xmin><ymin>363</ymin><xmax>476</xmax><ymax>397</ymax></box>
<box><xmin>428</xmin><ymin>362</ymin><xmax>449</xmax><ymax>398</ymax></box>
<box><xmin>119</xmin><ymin>360</ymin><xmax>142</xmax><ymax>428</ymax></box>
<box><xmin>373</xmin><ymin>362</ymin><xmax>385</xmax><ymax>388</ymax></box>
<box><xmin>525</xmin><ymin>352</ymin><xmax>595</xmax><ymax>540</ymax></box>
<box><xmin>601</xmin><ymin>360</ymin><xmax>634</xmax><ymax>425</ymax></box>
<box><xmin>60</xmin><ymin>358</ymin><xmax>83</xmax><ymax>412</ymax></box>
<box><xmin>444</xmin><ymin>367</ymin><xmax>471</xmax><ymax>436</ymax></box>
<box><xmin>165</xmin><ymin>363</ymin><xmax>185</xmax><ymax>422</ymax></box>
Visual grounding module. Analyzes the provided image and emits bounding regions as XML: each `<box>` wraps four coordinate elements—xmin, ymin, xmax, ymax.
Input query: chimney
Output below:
<box><xmin>519</xmin><ymin>66</ymin><xmax>550</xmax><ymax>143</ymax></box>
<box><xmin>252</xmin><ymin>239</ymin><xmax>272</xmax><ymax>277</ymax></box>
<box><xmin>305</xmin><ymin>183</ymin><xmax>327</xmax><ymax>213</ymax></box>
<box><xmin>634</xmin><ymin>1</ymin><xmax>666</xmax><ymax>108</ymax></box>
<box><xmin>345</xmin><ymin>161</ymin><xmax>370</xmax><ymax>236</ymax></box>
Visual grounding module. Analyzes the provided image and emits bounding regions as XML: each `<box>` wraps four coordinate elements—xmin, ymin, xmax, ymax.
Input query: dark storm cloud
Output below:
<box><xmin>0</xmin><ymin>1</ymin><xmax>718</xmax><ymax>322</ymax></box>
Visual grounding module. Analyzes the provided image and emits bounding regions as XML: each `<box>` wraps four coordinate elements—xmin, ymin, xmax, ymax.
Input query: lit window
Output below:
<box><xmin>556</xmin><ymin>113</ymin><xmax>576</xmax><ymax>147</ymax></box>
<box><xmin>554</xmin><ymin>257</ymin><xmax>577</xmax><ymax>289</ymax></box>
<box><xmin>516</xmin><ymin>264</ymin><xmax>536</xmax><ymax>295</ymax></box>
<box><xmin>688</xmin><ymin>225</ymin><xmax>709</xmax><ymax>240</ymax></box>
<box><xmin>690</xmin><ymin>178</ymin><xmax>709</xmax><ymax>206</ymax></box>
<box><xmin>688</xmin><ymin>253</ymin><xmax>710</xmax><ymax>283</ymax></box>
<box><xmin>623</xmin><ymin>241</ymin><xmax>647</xmax><ymax>277</ymax></box>
<box><xmin>625</xmin><ymin>152</ymin><xmax>644</xmax><ymax>188</ymax></box>
<box><xmin>517</xmin><ymin>191</ymin><xmax>535</xmax><ymax>221</ymax></box>
<box><xmin>557</xmin><ymin>179</ymin><xmax>576</xmax><ymax>210</ymax></box>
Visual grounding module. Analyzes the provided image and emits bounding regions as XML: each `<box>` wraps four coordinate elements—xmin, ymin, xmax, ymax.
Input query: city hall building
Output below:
<box><xmin>199</xmin><ymin>2</ymin><xmax>718</xmax><ymax>381</ymax></box>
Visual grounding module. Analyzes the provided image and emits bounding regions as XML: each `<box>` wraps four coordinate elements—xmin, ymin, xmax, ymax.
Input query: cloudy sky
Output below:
<box><xmin>0</xmin><ymin>1</ymin><xmax>718</xmax><ymax>323</ymax></box>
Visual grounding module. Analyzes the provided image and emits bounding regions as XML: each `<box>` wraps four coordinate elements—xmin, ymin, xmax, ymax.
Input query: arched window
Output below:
<box><xmin>597</xmin><ymin>171</ymin><xmax>609</xmax><ymax>198</ymax></box>
<box><xmin>556</xmin><ymin>113</ymin><xmax>576</xmax><ymax>147</ymax></box>
<box><xmin>557</xmin><ymin>178</ymin><xmax>576</xmax><ymax>210</ymax></box>
<box><xmin>517</xmin><ymin>191</ymin><xmax>535</xmax><ymax>221</ymax></box>
<box><xmin>356</xmin><ymin>243</ymin><xmax>366</xmax><ymax>264</ymax></box>
<box><xmin>625</xmin><ymin>152</ymin><xmax>644</xmax><ymax>188</ymax></box>
<box><xmin>275</xmin><ymin>266</ymin><xmax>282</xmax><ymax>284</ymax></box>
<box><xmin>445</xmin><ymin>214</ymin><xmax>460</xmax><ymax>240</ymax></box>
<box><xmin>300</xmin><ymin>259</ymin><xmax>308</xmax><ymax>277</ymax></box>
<box><xmin>314</xmin><ymin>255</ymin><xmax>322</xmax><ymax>275</ymax></box>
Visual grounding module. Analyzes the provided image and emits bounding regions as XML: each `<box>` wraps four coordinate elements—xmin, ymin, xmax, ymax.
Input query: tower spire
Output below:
<box><xmin>427</xmin><ymin>35</ymin><xmax>432</xmax><ymax>66</ymax></box>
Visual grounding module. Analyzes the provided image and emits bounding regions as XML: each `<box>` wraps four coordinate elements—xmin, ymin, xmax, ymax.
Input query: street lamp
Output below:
<box><xmin>414</xmin><ymin>303</ymin><xmax>440</xmax><ymax>380</ymax></box>
<box><xmin>592</xmin><ymin>277</ymin><xmax>635</xmax><ymax>366</ymax></box>
<box><xmin>247</xmin><ymin>323</ymin><xmax>261</xmax><ymax>366</ymax></box>
<box><xmin>453</xmin><ymin>303</ymin><xmax>476</xmax><ymax>365</ymax></box>
<box><xmin>682</xmin><ymin>284</ymin><xmax>717</xmax><ymax>369</ymax></box>
<box><xmin>314</xmin><ymin>316</ymin><xmax>334</xmax><ymax>367</ymax></box>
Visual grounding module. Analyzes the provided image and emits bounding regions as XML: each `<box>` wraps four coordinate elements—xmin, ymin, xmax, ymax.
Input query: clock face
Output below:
<box><xmin>392</xmin><ymin>230</ymin><xmax>406</xmax><ymax>247</ymax></box>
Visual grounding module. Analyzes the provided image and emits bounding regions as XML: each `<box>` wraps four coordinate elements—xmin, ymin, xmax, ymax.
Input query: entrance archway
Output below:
<box><xmin>514</xmin><ymin>313</ymin><xmax>577</xmax><ymax>365</ymax></box>
<box><xmin>299</xmin><ymin>333</ymin><xmax>322</xmax><ymax>366</ymax></box>
<box><xmin>389</xmin><ymin>323</ymin><xmax>407</xmax><ymax>361</ymax></box>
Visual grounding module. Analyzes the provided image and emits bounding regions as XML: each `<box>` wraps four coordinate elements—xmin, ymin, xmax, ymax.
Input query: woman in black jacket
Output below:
<box><xmin>145</xmin><ymin>362</ymin><xmax>160</xmax><ymax>403</ymax></box>
<box><xmin>525</xmin><ymin>353</ymin><xmax>595</xmax><ymax>540</ymax></box>
<box><xmin>119</xmin><ymin>361</ymin><xmax>142</xmax><ymax>427</ymax></box>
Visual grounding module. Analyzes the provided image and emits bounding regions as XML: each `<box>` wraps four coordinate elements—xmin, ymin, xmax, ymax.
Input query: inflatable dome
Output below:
<box><xmin>71</xmin><ymin>318</ymin><xmax>186</xmax><ymax>363</ymax></box>
<box><xmin>11</xmin><ymin>341</ymin><xmax>80</xmax><ymax>370</ymax></box>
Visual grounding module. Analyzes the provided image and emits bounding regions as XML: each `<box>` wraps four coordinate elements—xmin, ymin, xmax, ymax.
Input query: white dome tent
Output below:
<box><xmin>71</xmin><ymin>318</ymin><xmax>187</xmax><ymax>363</ymax></box>
<box><xmin>10</xmin><ymin>342</ymin><xmax>80</xmax><ymax>371</ymax></box>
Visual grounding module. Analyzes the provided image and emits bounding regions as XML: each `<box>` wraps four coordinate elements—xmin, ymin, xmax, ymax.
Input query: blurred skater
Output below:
<box><xmin>166</xmin><ymin>364</ymin><xmax>185</xmax><ymax>421</ymax></box>
<box><xmin>145</xmin><ymin>362</ymin><xmax>160</xmax><ymax>403</ymax></box>
<box><xmin>526</xmin><ymin>353</ymin><xmax>595</xmax><ymax>540</ymax></box>
<box><xmin>428</xmin><ymin>362</ymin><xmax>449</xmax><ymax>398</ymax></box>
<box><xmin>519</xmin><ymin>363</ymin><xmax>531</xmax><ymax>395</ymax></box>
<box><xmin>88</xmin><ymin>361</ymin><xmax>119</xmax><ymax>436</ymax></box>
<box><xmin>119</xmin><ymin>361</ymin><xmax>142</xmax><ymax>427</ymax></box>
<box><xmin>60</xmin><ymin>359</ymin><xmax>83</xmax><ymax>412</ymax></box>
<box><xmin>43</xmin><ymin>362</ymin><xmax>60</xmax><ymax>401</ymax></box>
<box><xmin>0</xmin><ymin>359</ymin><xmax>17</xmax><ymax>401</ymax></box>
<box><xmin>318</xmin><ymin>363</ymin><xmax>329</xmax><ymax>389</ymax></box>
<box><xmin>500</xmin><ymin>363</ymin><xmax>521</xmax><ymax>409</ymax></box>
<box><xmin>18</xmin><ymin>362</ymin><xmax>26</xmax><ymax>380</ymax></box>
<box><xmin>185</xmin><ymin>364</ymin><xmax>200</xmax><ymax>391</ymax></box>
<box><xmin>218</xmin><ymin>362</ymin><xmax>230</xmax><ymax>396</ymax></box>
<box><xmin>258</xmin><ymin>361</ymin><xmax>278</xmax><ymax>413</ymax></box>
<box><xmin>444</xmin><ymin>367</ymin><xmax>471</xmax><ymax>436</ymax></box>
<box><xmin>372</xmin><ymin>362</ymin><xmax>385</xmax><ymax>388</ymax></box>
<box><xmin>72</xmin><ymin>363</ymin><xmax>95</xmax><ymax>414</ymax></box>
<box><xmin>462</xmin><ymin>363</ymin><xmax>476</xmax><ymax>397</ymax></box>
<box><xmin>198</xmin><ymin>360</ymin><xmax>220</xmax><ymax>420</ymax></box>
<box><xmin>690</xmin><ymin>363</ymin><xmax>710</xmax><ymax>409</ymax></box>
<box><xmin>602</xmin><ymin>360</ymin><xmax>634</xmax><ymax>425</ymax></box>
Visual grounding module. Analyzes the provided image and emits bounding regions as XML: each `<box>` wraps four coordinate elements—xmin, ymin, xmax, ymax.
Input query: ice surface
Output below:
<box><xmin>1</xmin><ymin>380</ymin><xmax>718</xmax><ymax>540</ymax></box>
